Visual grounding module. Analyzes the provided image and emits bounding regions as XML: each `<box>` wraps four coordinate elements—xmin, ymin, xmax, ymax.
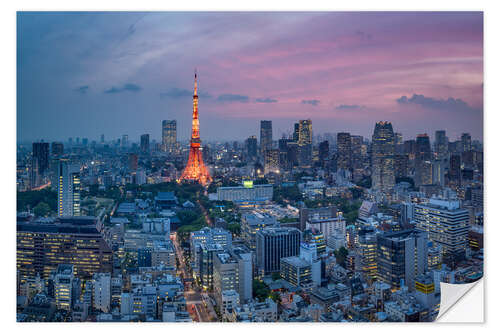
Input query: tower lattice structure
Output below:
<box><xmin>179</xmin><ymin>71</ymin><xmax>212</xmax><ymax>186</ymax></box>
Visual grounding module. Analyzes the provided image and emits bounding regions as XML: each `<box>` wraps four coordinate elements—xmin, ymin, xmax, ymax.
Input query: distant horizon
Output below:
<box><xmin>18</xmin><ymin>12</ymin><xmax>483</xmax><ymax>143</ymax></box>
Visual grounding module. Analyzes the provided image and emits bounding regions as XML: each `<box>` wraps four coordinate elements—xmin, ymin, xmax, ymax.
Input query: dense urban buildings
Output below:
<box><xmin>16</xmin><ymin>12</ymin><xmax>483</xmax><ymax>323</ymax></box>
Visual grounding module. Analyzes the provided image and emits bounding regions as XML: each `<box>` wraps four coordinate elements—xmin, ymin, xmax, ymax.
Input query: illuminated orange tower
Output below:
<box><xmin>179</xmin><ymin>71</ymin><xmax>212</xmax><ymax>186</ymax></box>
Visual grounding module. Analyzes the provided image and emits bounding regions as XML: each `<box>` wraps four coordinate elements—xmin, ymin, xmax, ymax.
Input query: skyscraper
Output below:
<box><xmin>461</xmin><ymin>133</ymin><xmax>472</xmax><ymax>152</ymax></box>
<box><xmin>140</xmin><ymin>134</ymin><xmax>150</xmax><ymax>153</ymax></box>
<box><xmin>371</xmin><ymin>121</ymin><xmax>395</xmax><ymax>192</ymax></box>
<box><xmin>318</xmin><ymin>140</ymin><xmax>329</xmax><ymax>167</ymax></box>
<box><xmin>298</xmin><ymin>119</ymin><xmax>312</xmax><ymax>168</ymax></box>
<box><xmin>376</xmin><ymin>229</ymin><xmax>428</xmax><ymax>291</ymax></box>
<box><xmin>162</xmin><ymin>120</ymin><xmax>177</xmax><ymax>153</ymax></box>
<box><xmin>51</xmin><ymin>142</ymin><xmax>64</xmax><ymax>157</ymax></box>
<box><xmin>179</xmin><ymin>71</ymin><xmax>212</xmax><ymax>186</ymax></box>
<box><xmin>246</xmin><ymin>136</ymin><xmax>258</xmax><ymax>161</ymax></box>
<box><xmin>56</xmin><ymin>160</ymin><xmax>81</xmax><ymax>217</ymax></box>
<box><xmin>415</xmin><ymin>134</ymin><xmax>432</xmax><ymax>187</ymax></box>
<box><xmin>434</xmin><ymin>130</ymin><xmax>448</xmax><ymax>159</ymax></box>
<box><xmin>256</xmin><ymin>227</ymin><xmax>301</xmax><ymax>275</ymax></box>
<box><xmin>414</xmin><ymin>198</ymin><xmax>470</xmax><ymax>264</ymax></box>
<box><xmin>337</xmin><ymin>132</ymin><xmax>352</xmax><ymax>171</ymax></box>
<box><xmin>32</xmin><ymin>142</ymin><xmax>50</xmax><ymax>175</ymax></box>
<box><xmin>264</xmin><ymin>149</ymin><xmax>280</xmax><ymax>174</ymax></box>
<box><xmin>260</xmin><ymin>120</ymin><xmax>273</xmax><ymax>155</ymax></box>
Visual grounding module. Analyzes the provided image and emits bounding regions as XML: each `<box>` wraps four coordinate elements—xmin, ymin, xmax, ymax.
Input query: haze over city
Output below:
<box><xmin>17</xmin><ymin>12</ymin><xmax>483</xmax><ymax>143</ymax></box>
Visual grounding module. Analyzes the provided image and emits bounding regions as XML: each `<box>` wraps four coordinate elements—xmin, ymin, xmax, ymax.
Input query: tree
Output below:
<box><xmin>33</xmin><ymin>202</ymin><xmax>51</xmax><ymax>217</ymax></box>
<box><xmin>252</xmin><ymin>279</ymin><xmax>271</xmax><ymax>301</ymax></box>
<box><xmin>271</xmin><ymin>272</ymin><xmax>281</xmax><ymax>281</ymax></box>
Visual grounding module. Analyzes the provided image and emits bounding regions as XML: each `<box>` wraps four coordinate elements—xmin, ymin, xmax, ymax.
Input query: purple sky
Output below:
<box><xmin>17</xmin><ymin>12</ymin><xmax>483</xmax><ymax>143</ymax></box>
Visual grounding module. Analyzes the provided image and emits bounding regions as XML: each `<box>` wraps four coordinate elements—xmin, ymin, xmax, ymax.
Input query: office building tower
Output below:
<box><xmin>351</xmin><ymin>135</ymin><xmax>364</xmax><ymax>170</ymax></box>
<box><xmin>241</xmin><ymin>212</ymin><xmax>279</xmax><ymax>250</ymax></box>
<box><xmin>216</xmin><ymin>183</ymin><xmax>273</xmax><ymax>203</ymax></box>
<box><xmin>434</xmin><ymin>130</ymin><xmax>448</xmax><ymax>159</ymax></box>
<box><xmin>260</xmin><ymin>120</ymin><xmax>273</xmax><ymax>154</ymax></box>
<box><xmin>415</xmin><ymin>134</ymin><xmax>432</xmax><ymax>187</ymax></box>
<box><xmin>256</xmin><ymin>227</ymin><xmax>301</xmax><ymax>275</ymax></box>
<box><xmin>394</xmin><ymin>154</ymin><xmax>409</xmax><ymax>178</ymax></box>
<box><xmin>140</xmin><ymin>134</ymin><xmax>150</xmax><ymax>153</ymax></box>
<box><xmin>376</xmin><ymin>229</ymin><xmax>428</xmax><ymax>291</ymax></box>
<box><xmin>264</xmin><ymin>149</ymin><xmax>279</xmax><ymax>174</ymax></box>
<box><xmin>51</xmin><ymin>142</ymin><xmax>64</xmax><ymax>157</ymax></box>
<box><xmin>318</xmin><ymin>140</ymin><xmax>329</xmax><ymax>167</ymax></box>
<box><xmin>100</xmin><ymin>134</ymin><xmax>105</xmax><ymax>143</ymax></box>
<box><xmin>198</xmin><ymin>243</ymin><xmax>224</xmax><ymax>290</ymax></box>
<box><xmin>299</xmin><ymin>206</ymin><xmax>338</xmax><ymax>232</ymax></box>
<box><xmin>298</xmin><ymin>119</ymin><xmax>313</xmax><ymax>168</ymax></box>
<box><xmin>162</xmin><ymin>120</ymin><xmax>177</xmax><ymax>152</ymax></box>
<box><xmin>32</xmin><ymin>142</ymin><xmax>50</xmax><ymax>175</ymax></box>
<box><xmin>17</xmin><ymin>216</ymin><xmax>112</xmax><ymax>281</ymax></box>
<box><xmin>286</xmin><ymin>141</ymin><xmax>299</xmax><ymax>168</ymax></box>
<box><xmin>54</xmin><ymin>264</ymin><xmax>74</xmax><ymax>310</ymax></box>
<box><xmin>56</xmin><ymin>160</ymin><xmax>81</xmax><ymax>217</ymax></box>
<box><xmin>357</xmin><ymin>228</ymin><xmax>378</xmax><ymax>281</ymax></box>
<box><xmin>404</xmin><ymin>139</ymin><xmax>417</xmax><ymax>161</ymax></box>
<box><xmin>293</xmin><ymin>122</ymin><xmax>300</xmax><ymax>142</ymax></box>
<box><xmin>448</xmin><ymin>154</ymin><xmax>462</xmax><ymax>185</ymax></box>
<box><xmin>280</xmin><ymin>256</ymin><xmax>312</xmax><ymax>288</ymax></box>
<box><xmin>82</xmin><ymin>138</ymin><xmax>88</xmax><ymax>146</ymax></box>
<box><xmin>246</xmin><ymin>136</ymin><xmax>258</xmax><ymax>161</ymax></box>
<box><xmin>394</xmin><ymin>132</ymin><xmax>404</xmax><ymax>153</ymax></box>
<box><xmin>431</xmin><ymin>159</ymin><xmax>445</xmax><ymax>185</ymax></box>
<box><xmin>337</xmin><ymin>132</ymin><xmax>352</xmax><ymax>171</ymax></box>
<box><xmin>213</xmin><ymin>247</ymin><xmax>253</xmax><ymax>308</ymax></box>
<box><xmin>93</xmin><ymin>273</ymin><xmax>111</xmax><ymax>313</ymax></box>
<box><xmin>461</xmin><ymin>133</ymin><xmax>472</xmax><ymax>152</ymax></box>
<box><xmin>414</xmin><ymin>198</ymin><xmax>470</xmax><ymax>264</ymax></box>
<box><xmin>371</xmin><ymin>121</ymin><xmax>396</xmax><ymax>192</ymax></box>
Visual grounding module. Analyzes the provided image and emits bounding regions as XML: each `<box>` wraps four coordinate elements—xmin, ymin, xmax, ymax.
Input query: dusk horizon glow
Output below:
<box><xmin>17</xmin><ymin>11</ymin><xmax>483</xmax><ymax>143</ymax></box>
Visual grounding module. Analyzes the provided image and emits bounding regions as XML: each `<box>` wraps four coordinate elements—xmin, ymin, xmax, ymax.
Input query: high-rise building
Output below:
<box><xmin>461</xmin><ymin>133</ymin><xmax>472</xmax><ymax>152</ymax></box>
<box><xmin>394</xmin><ymin>154</ymin><xmax>409</xmax><ymax>178</ymax></box>
<box><xmin>394</xmin><ymin>132</ymin><xmax>404</xmax><ymax>154</ymax></box>
<box><xmin>414</xmin><ymin>198</ymin><xmax>470</xmax><ymax>264</ymax></box>
<box><xmin>17</xmin><ymin>216</ymin><xmax>112</xmax><ymax>281</ymax></box>
<box><xmin>51</xmin><ymin>142</ymin><xmax>64</xmax><ymax>157</ymax></box>
<box><xmin>246</xmin><ymin>136</ymin><xmax>258</xmax><ymax>161</ymax></box>
<box><xmin>54</xmin><ymin>264</ymin><xmax>74</xmax><ymax>310</ymax></box>
<box><xmin>448</xmin><ymin>154</ymin><xmax>462</xmax><ymax>185</ymax></box>
<box><xmin>264</xmin><ymin>149</ymin><xmax>279</xmax><ymax>174</ymax></box>
<box><xmin>179</xmin><ymin>72</ymin><xmax>212</xmax><ymax>185</ymax></box>
<box><xmin>298</xmin><ymin>119</ymin><xmax>312</xmax><ymax>168</ymax></box>
<box><xmin>260</xmin><ymin>120</ymin><xmax>273</xmax><ymax>154</ymax></box>
<box><xmin>93</xmin><ymin>273</ymin><xmax>111</xmax><ymax>313</ymax></box>
<box><xmin>140</xmin><ymin>134</ymin><xmax>150</xmax><ymax>153</ymax></box>
<box><xmin>256</xmin><ymin>227</ymin><xmax>301</xmax><ymax>275</ymax></box>
<box><xmin>213</xmin><ymin>247</ymin><xmax>253</xmax><ymax>308</ymax></box>
<box><xmin>318</xmin><ymin>140</ymin><xmax>329</xmax><ymax>167</ymax></box>
<box><xmin>415</xmin><ymin>134</ymin><xmax>432</xmax><ymax>187</ymax></box>
<box><xmin>56</xmin><ymin>160</ymin><xmax>81</xmax><ymax>217</ymax></box>
<box><xmin>371</xmin><ymin>121</ymin><xmax>396</xmax><ymax>192</ymax></box>
<box><xmin>376</xmin><ymin>229</ymin><xmax>428</xmax><ymax>291</ymax></box>
<box><xmin>32</xmin><ymin>142</ymin><xmax>50</xmax><ymax>175</ymax></box>
<box><xmin>337</xmin><ymin>132</ymin><xmax>352</xmax><ymax>171</ymax></box>
<box><xmin>357</xmin><ymin>228</ymin><xmax>378</xmax><ymax>281</ymax></box>
<box><xmin>434</xmin><ymin>130</ymin><xmax>448</xmax><ymax>159</ymax></box>
<box><xmin>162</xmin><ymin>120</ymin><xmax>177</xmax><ymax>152</ymax></box>
<box><xmin>100</xmin><ymin>134</ymin><xmax>105</xmax><ymax>143</ymax></box>
<box><xmin>351</xmin><ymin>135</ymin><xmax>364</xmax><ymax>170</ymax></box>
<box><xmin>293</xmin><ymin>123</ymin><xmax>300</xmax><ymax>142</ymax></box>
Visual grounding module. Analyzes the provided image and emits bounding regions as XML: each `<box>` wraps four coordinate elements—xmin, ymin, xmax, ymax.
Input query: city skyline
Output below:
<box><xmin>18</xmin><ymin>12</ymin><xmax>483</xmax><ymax>142</ymax></box>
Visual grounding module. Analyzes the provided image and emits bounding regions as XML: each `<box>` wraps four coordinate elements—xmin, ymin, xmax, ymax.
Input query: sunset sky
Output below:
<box><xmin>17</xmin><ymin>12</ymin><xmax>483</xmax><ymax>143</ymax></box>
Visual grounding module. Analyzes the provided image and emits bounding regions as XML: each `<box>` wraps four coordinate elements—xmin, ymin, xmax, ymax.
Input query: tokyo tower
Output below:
<box><xmin>179</xmin><ymin>71</ymin><xmax>212</xmax><ymax>186</ymax></box>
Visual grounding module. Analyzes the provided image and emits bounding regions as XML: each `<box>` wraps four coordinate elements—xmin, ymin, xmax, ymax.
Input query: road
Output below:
<box><xmin>197</xmin><ymin>199</ymin><xmax>212</xmax><ymax>227</ymax></box>
<box><xmin>172</xmin><ymin>232</ymin><xmax>215</xmax><ymax>322</ymax></box>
